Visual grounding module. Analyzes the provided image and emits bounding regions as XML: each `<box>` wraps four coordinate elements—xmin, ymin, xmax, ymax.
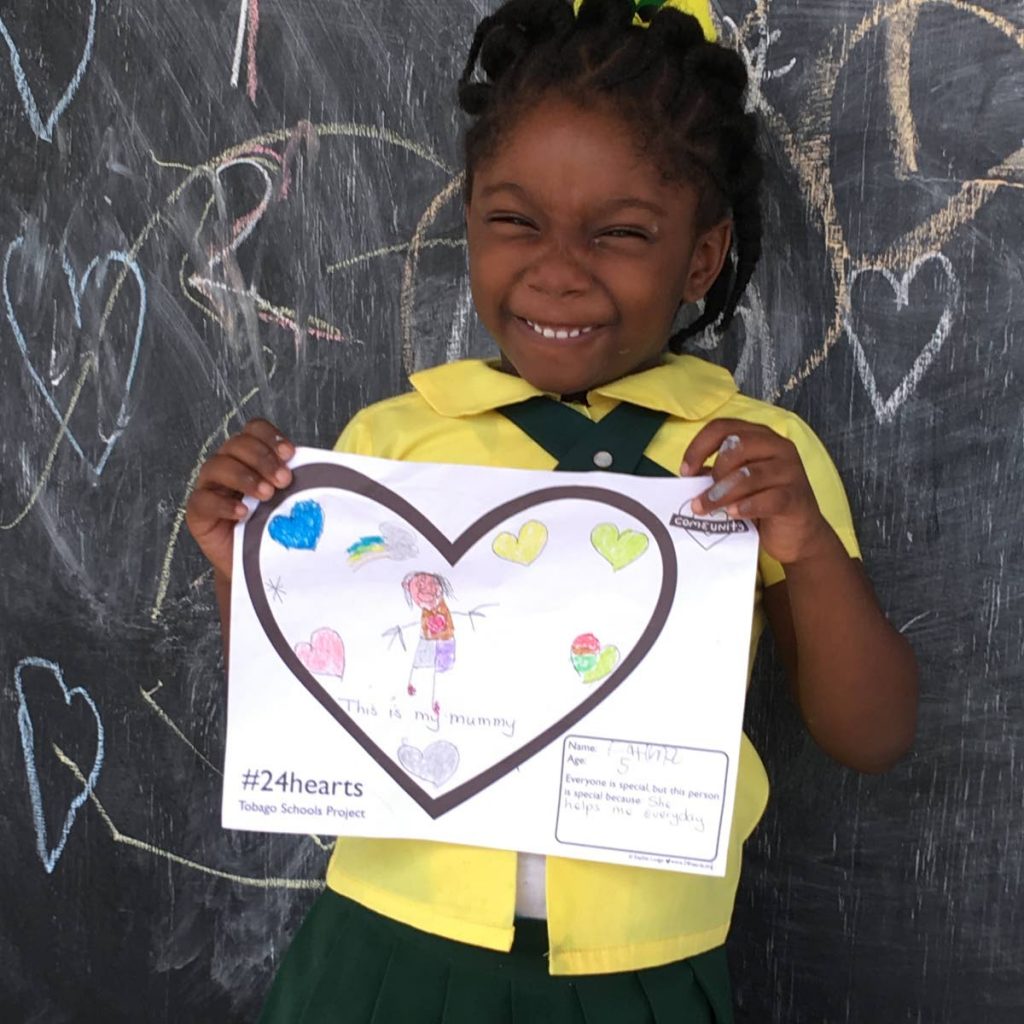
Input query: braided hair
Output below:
<box><xmin>457</xmin><ymin>0</ymin><xmax>762</xmax><ymax>349</ymax></box>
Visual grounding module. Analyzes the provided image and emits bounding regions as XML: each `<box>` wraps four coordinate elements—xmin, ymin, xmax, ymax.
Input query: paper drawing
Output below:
<box><xmin>231</xmin><ymin>454</ymin><xmax>755</xmax><ymax>832</ymax></box>
<box><xmin>591</xmin><ymin>523</ymin><xmax>649</xmax><ymax>570</ymax></box>
<box><xmin>397</xmin><ymin>739</ymin><xmax>460</xmax><ymax>788</ymax></box>
<box><xmin>570</xmin><ymin>633</ymin><xmax>620</xmax><ymax>684</ymax></box>
<box><xmin>268</xmin><ymin>498</ymin><xmax>323</xmax><ymax>550</ymax></box>
<box><xmin>346</xmin><ymin>521</ymin><xmax>418</xmax><ymax>570</ymax></box>
<box><xmin>382</xmin><ymin>571</ymin><xmax>493</xmax><ymax>719</ymax></box>
<box><xmin>293</xmin><ymin>627</ymin><xmax>345</xmax><ymax>679</ymax></box>
<box><xmin>491</xmin><ymin>519</ymin><xmax>548</xmax><ymax>565</ymax></box>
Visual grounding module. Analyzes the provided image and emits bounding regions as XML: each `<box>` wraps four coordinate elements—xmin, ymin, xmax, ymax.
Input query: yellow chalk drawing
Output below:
<box><xmin>54</xmin><ymin>744</ymin><xmax>326</xmax><ymax>889</ymax></box>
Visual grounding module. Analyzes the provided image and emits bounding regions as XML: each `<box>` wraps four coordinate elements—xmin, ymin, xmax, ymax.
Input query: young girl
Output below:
<box><xmin>186</xmin><ymin>1</ymin><xmax>918</xmax><ymax>1019</ymax></box>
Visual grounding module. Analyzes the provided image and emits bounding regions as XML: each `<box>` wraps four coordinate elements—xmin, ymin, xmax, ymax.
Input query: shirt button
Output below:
<box><xmin>593</xmin><ymin>450</ymin><xmax>614</xmax><ymax>469</ymax></box>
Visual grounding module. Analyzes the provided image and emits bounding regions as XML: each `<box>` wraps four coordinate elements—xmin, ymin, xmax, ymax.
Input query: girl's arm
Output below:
<box><xmin>682</xmin><ymin>420</ymin><xmax>918</xmax><ymax>773</ymax></box>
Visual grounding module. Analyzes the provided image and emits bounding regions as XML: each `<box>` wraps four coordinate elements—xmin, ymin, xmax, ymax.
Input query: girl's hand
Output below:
<box><xmin>680</xmin><ymin>419</ymin><xmax>834</xmax><ymax>567</ymax></box>
<box><xmin>185</xmin><ymin>418</ymin><xmax>295</xmax><ymax>580</ymax></box>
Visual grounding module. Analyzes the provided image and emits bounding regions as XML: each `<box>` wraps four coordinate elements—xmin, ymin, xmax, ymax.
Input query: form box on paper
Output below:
<box><xmin>556</xmin><ymin>735</ymin><xmax>728</xmax><ymax>871</ymax></box>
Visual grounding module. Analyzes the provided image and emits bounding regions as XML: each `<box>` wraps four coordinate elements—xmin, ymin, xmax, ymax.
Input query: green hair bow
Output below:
<box><xmin>572</xmin><ymin>0</ymin><xmax>717</xmax><ymax>42</ymax></box>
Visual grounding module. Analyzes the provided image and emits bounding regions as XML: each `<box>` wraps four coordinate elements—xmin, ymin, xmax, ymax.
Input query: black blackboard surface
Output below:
<box><xmin>0</xmin><ymin>1</ymin><xmax>1020</xmax><ymax>1020</ymax></box>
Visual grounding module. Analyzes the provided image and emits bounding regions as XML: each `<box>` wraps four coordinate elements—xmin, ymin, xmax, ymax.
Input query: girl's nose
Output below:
<box><xmin>524</xmin><ymin>240</ymin><xmax>591</xmax><ymax>298</ymax></box>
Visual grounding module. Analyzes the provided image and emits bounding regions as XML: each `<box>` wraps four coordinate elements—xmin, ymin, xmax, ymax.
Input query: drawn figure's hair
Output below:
<box><xmin>457</xmin><ymin>0</ymin><xmax>762</xmax><ymax>347</ymax></box>
<box><xmin>402</xmin><ymin>572</ymin><xmax>456</xmax><ymax>607</ymax></box>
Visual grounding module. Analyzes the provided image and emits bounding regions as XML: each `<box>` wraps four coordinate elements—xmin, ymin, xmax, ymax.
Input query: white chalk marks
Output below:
<box><xmin>0</xmin><ymin>0</ymin><xmax>96</xmax><ymax>141</ymax></box>
<box><xmin>230</xmin><ymin>0</ymin><xmax>261</xmax><ymax>102</ymax></box>
<box><xmin>845</xmin><ymin>253</ymin><xmax>960</xmax><ymax>423</ymax></box>
<box><xmin>14</xmin><ymin>657</ymin><xmax>105</xmax><ymax>874</ymax></box>
<box><xmin>3</xmin><ymin>236</ymin><xmax>147</xmax><ymax>477</ymax></box>
<box><xmin>718</xmin><ymin>0</ymin><xmax>1023</xmax><ymax>412</ymax></box>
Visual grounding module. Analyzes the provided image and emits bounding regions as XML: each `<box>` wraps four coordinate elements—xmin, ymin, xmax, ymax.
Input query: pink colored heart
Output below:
<box><xmin>294</xmin><ymin>627</ymin><xmax>345</xmax><ymax>678</ymax></box>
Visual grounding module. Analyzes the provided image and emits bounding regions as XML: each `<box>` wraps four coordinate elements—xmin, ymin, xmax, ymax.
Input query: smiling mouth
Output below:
<box><xmin>516</xmin><ymin>316</ymin><xmax>601</xmax><ymax>340</ymax></box>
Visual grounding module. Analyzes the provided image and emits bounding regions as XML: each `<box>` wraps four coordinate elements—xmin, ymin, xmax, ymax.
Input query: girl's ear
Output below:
<box><xmin>681</xmin><ymin>219</ymin><xmax>733</xmax><ymax>303</ymax></box>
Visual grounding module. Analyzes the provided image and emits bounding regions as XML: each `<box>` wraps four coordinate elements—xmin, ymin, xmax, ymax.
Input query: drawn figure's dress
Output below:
<box><xmin>414</xmin><ymin>601</ymin><xmax>456</xmax><ymax>671</ymax></box>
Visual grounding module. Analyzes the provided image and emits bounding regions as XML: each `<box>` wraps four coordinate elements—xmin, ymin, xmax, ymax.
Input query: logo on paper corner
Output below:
<box><xmin>669</xmin><ymin>499</ymin><xmax>749</xmax><ymax>550</ymax></box>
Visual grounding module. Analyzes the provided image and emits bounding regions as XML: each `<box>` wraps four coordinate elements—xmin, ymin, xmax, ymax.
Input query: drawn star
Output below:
<box><xmin>266</xmin><ymin>577</ymin><xmax>287</xmax><ymax>603</ymax></box>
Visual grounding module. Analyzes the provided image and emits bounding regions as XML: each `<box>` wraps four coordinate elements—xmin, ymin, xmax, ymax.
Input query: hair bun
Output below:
<box><xmin>479</xmin><ymin>23</ymin><xmax>531</xmax><ymax>80</ymax></box>
<box><xmin>574</xmin><ymin>0</ymin><xmax>635</xmax><ymax>33</ymax></box>
<box><xmin>457</xmin><ymin>80</ymin><xmax>492</xmax><ymax>116</ymax></box>
<box><xmin>646</xmin><ymin>7</ymin><xmax>707</xmax><ymax>50</ymax></box>
<box><xmin>686</xmin><ymin>45</ymin><xmax>748</xmax><ymax>96</ymax></box>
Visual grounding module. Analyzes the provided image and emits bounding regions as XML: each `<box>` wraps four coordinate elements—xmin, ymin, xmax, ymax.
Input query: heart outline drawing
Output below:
<box><xmin>844</xmin><ymin>252</ymin><xmax>960</xmax><ymax>424</ymax></box>
<box><xmin>243</xmin><ymin>464</ymin><xmax>677</xmax><ymax>818</ymax></box>
<box><xmin>0</xmin><ymin>0</ymin><xmax>97</xmax><ymax>142</ymax></box>
<box><xmin>14</xmin><ymin>656</ymin><xmax>105</xmax><ymax>874</ymax></box>
<box><xmin>3</xmin><ymin>235</ymin><xmax>147</xmax><ymax>476</ymax></box>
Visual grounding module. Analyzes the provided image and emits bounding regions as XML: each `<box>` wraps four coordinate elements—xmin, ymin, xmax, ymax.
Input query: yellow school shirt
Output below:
<box><xmin>327</xmin><ymin>354</ymin><xmax>860</xmax><ymax>975</ymax></box>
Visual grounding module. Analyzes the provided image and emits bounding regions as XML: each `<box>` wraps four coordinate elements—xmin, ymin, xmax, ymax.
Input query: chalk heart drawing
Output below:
<box><xmin>591</xmin><ymin>523</ymin><xmax>649</xmax><ymax>571</ymax></box>
<box><xmin>293</xmin><ymin>627</ymin><xmax>346</xmax><ymax>679</ymax></box>
<box><xmin>3</xmin><ymin>236</ymin><xmax>147</xmax><ymax>476</ymax></box>
<box><xmin>14</xmin><ymin>657</ymin><xmax>105</xmax><ymax>874</ymax></box>
<box><xmin>491</xmin><ymin>519</ymin><xmax>548</xmax><ymax>566</ymax></box>
<box><xmin>0</xmin><ymin>0</ymin><xmax>97</xmax><ymax>141</ymax></box>
<box><xmin>268</xmin><ymin>498</ymin><xmax>324</xmax><ymax>550</ymax></box>
<box><xmin>845</xmin><ymin>253</ymin><xmax>960</xmax><ymax>424</ymax></box>
<box><xmin>397</xmin><ymin>740</ymin><xmax>460</xmax><ymax>788</ymax></box>
<box><xmin>243</xmin><ymin>464</ymin><xmax>677</xmax><ymax>817</ymax></box>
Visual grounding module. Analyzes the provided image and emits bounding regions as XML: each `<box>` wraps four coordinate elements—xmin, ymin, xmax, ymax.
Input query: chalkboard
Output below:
<box><xmin>0</xmin><ymin>1</ymin><xmax>1020</xmax><ymax>1020</ymax></box>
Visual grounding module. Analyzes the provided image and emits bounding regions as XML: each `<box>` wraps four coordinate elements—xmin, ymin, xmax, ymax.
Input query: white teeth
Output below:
<box><xmin>524</xmin><ymin>319</ymin><xmax>595</xmax><ymax>339</ymax></box>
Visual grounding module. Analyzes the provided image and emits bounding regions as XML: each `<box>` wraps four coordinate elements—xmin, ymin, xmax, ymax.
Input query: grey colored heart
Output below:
<box><xmin>398</xmin><ymin>740</ymin><xmax>459</xmax><ymax>788</ymax></box>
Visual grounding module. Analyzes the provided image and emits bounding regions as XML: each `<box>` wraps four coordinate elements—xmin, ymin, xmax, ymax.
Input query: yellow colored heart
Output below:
<box><xmin>591</xmin><ymin>523</ymin><xmax>649</xmax><ymax>571</ymax></box>
<box><xmin>492</xmin><ymin>520</ymin><xmax>548</xmax><ymax>566</ymax></box>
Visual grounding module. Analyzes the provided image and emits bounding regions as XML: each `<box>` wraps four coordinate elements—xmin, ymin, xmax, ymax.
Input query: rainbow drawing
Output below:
<box><xmin>347</xmin><ymin>534</ymin><xmax>388</xmax><ymax>568</ymax></box>
<box><xmin>346</xmin><ymin>522</ymin><xmax>419</xmax><ymax>570</ymax></box>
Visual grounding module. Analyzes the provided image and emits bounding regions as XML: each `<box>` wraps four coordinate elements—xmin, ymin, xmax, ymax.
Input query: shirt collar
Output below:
<box><xmin>409</xmin><ymin>354</ymin><xmax>737</xmax><ymax>422</ymax></box>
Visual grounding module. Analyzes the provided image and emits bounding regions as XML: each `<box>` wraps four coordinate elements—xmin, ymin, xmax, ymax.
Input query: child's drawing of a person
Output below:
<box><xmin>403</xmin><ymin>571</ymin><xmax>456</xmax><ymax>715</ymax></box>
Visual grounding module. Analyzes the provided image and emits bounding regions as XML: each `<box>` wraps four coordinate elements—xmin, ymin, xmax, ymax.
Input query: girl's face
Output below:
<box><xmin>465</xmin><ymin>96</ymin><xmax>732</xmax><ymax>396</ymax></box>
<box><xmin>409</xmin><ymin>574</ymin><xmax>442</xmax><ymax>608</ymax></box>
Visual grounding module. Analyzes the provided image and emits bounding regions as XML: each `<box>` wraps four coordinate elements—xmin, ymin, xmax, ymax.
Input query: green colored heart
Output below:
<box><xmin>591</xmin><ymin>523</ymin><xmax>649</xmax><ymax>571</ymax></box>
<box><xmin>579</xmin><ymin>645</ymin><xmax>619</xmax><ymax>684</ymax></box>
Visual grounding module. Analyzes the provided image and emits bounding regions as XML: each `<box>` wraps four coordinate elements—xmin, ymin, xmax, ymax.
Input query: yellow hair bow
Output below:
<box><xmin>572</xmin><ymin>0</ymin><xmax>717</xmax><ymax>43</ymax></box>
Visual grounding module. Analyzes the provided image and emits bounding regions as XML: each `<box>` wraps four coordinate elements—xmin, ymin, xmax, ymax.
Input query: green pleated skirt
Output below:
<box><xmin>259</xmin><ymin>890</ymin><xmax>734</xmax><ymax>1023</ymax></box>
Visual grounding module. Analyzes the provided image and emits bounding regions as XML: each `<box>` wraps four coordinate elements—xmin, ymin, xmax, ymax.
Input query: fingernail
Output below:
<box><xmin>257</xmin><ymin>482</ymin><xmax>273</xmax><ymax>499</ymax></box>
<box><xmin>691</xmin><ymin>497</ymin><xmax>704</xmax><ymax>515</ymax></box>
<box><xmin>679</xmin><ymin>461</ymin><xmax>693</xmax><ymax>477</ymax></box>
<box><xmin>718</xmin><ymin>434</ymin><xmax>741</xmax><ymax>455</ymax></box>
<box><xmin>706</xmin><ymin>478</ymin><xmax>735</xmax><ymax>503</ymax></box>
<box><xmin>235</xmin><ymin>503</ymin><xmax>248</xmax><ymax>518</ymax></box>
<box><xmin>276</xmin><ymin>442</ymin><xmax>293</xmax><ymax>459</ymax></box>
<box><xmin>274</xmin><ymin>467</ymin><xmax>291</xmax><ymax>486</ymax></box>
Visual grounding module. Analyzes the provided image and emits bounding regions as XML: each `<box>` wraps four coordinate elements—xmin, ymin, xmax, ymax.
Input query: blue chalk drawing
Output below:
<box><xmin>269</xmin><ymin>499</ymin><xmax>324</xmax><ymax>550</ymax></box>
<box><xmin>0</xmin><ymin>0</ymin><xmax>97</xmax><ymax>142</ymax></box>
<box><xmin>3</xmin><ymin>235</ymin><xmax>147</xmax><ymax>476</ymax></box>
<box><xmin>14</xmin><ymin>657</ymin><xmax>105</xmax><ymax>874</ymax></box>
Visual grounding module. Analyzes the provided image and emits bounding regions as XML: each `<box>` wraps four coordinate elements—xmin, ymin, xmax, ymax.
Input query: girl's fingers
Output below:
<box><xmin>692</xmin><ymin>460</ymin><xmax>793</xmax><ymax>516</ymax></box>
<box><xmin>186</xmin><ymin>488</ymin><xmax>249</xmax><ymax>531</ymax></box>
<box><xmin>680</xmin><ymin>420</ymin><xmax>784</xmax><ymax>477</ymax></box>
<box><xmin>197</xmin><ymin>452</ymin><xmax>278</xmax><ymax>500</ymax></box>
<box><xmin>243</xmin><ymin>418</ymin><xmax>295</xmax><ymax>460</ymax></box>
<box><xmin>222</xmin><ymin>433</ymin><xmax>293</xmax><ymax>488</ymax></box>
<box><xmin>724</xmin><ymin>487</ymin><xmax>792</xmax><ymax>521</ymax></box>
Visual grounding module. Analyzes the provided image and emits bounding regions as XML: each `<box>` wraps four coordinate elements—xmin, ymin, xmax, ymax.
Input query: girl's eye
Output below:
<box><xmin>597</xmin><ymin>227</ymin><xmax>649</xmax><ymax>241</ymax></box>
<box><xmin>488</xmin><ymin>214</ymin><xmax>537</xmax><ymax>229</ymax></box>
